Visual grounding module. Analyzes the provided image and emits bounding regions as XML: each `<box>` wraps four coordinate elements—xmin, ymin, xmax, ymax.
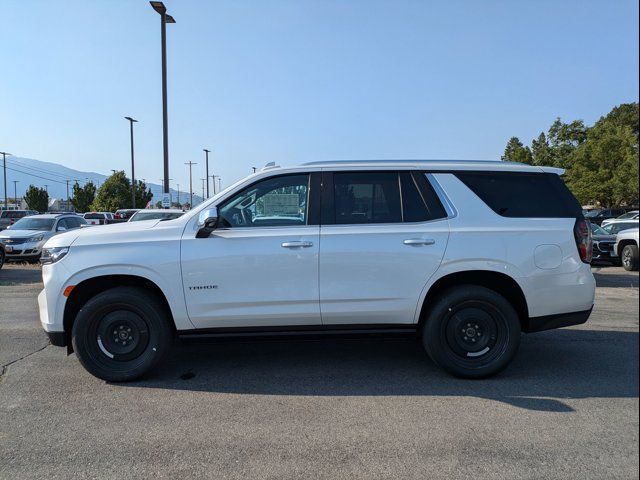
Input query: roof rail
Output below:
<box><xmin>261</xmin><ymin>161</ymin><xmax>280</xmax><ymax>171</ymax></box>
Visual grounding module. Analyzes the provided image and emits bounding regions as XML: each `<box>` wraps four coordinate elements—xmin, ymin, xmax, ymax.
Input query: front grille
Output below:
<box><xmin>3</xmin><ymin>237</ymin><xmax>29</xmax><ymax>245</ymax></box>
<box><xmin>595</xmin><ymin>242</ymin><xmax>614</xmax><ymax>253</ymax></box>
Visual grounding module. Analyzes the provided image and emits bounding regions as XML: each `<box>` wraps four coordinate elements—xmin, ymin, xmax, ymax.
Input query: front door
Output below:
<box><xmin>319</xmin><ymin>170</ymin><xmax>449</xmax><ymax>325</ymax></box>
<box><xmin>181</xmin><ymin>173</ymin><xmax>321</xmax><ymax>329</ymax></box>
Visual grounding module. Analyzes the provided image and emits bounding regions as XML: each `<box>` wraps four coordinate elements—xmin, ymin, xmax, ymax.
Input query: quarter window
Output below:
<box><xmin>219</xmin><ymin>174</ymin><xmax>310</xmax><ymax>228</ymax></box>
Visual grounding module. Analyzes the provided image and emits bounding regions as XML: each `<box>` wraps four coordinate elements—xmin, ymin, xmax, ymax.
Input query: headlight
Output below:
<box><xmin>40</xmin><ymin>247</ymin><xmax>69</xmax><ymax>265</ymax></box>
<box><xmin>31</xmin><ymin>234</ymin><xmax>45</xmax><ymax>242</ymax></box>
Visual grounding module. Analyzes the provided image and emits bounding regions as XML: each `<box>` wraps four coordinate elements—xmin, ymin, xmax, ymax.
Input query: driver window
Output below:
<box><xmin>56</xmin><ymin>218</ymin><xmax>69</xmax><ymax>231</ymax></box>
<box><xmin>219</xmin><ymin>174</ymin><xmax>309</xmax><ymax>228</ymax></box>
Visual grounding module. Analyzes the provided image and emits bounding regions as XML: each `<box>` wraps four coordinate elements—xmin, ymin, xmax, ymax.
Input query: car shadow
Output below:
<box><xmin>122</xmin><ymin>329</ymin><xmax>639</xmax><ymax>413</ymax></box>
<box><xmin>592</xmin><ymin>269</ymin><xmax>639</xmax><ymax>288</ymax></box>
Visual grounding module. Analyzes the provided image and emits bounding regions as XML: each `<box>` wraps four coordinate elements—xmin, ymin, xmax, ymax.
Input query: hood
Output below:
<box><xmin>44</xmin><ymin>218</ymin><xmax>183</xmax><ymax>249</ymax></box>
<box><xmin>0</xmin><ymin>229</ymin><xmax>49</xmax><ymax>239</ymax></box>
<box><xmin>592</xmin><ymin>234</ymin><xmax>616</xmax><ymax>242</ymax></box>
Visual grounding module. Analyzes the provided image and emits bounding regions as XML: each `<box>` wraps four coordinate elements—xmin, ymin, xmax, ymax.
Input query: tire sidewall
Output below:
<box><xmin>422</xmin><ymin>285</ymin><xmax>521</xmax><ymax>378</ymax></box>
<box><xmin>72</xmin><ymin>287</ymin><xmax>171</xmax><ymax>382</ymax></box>
<box><xmin>622</xmin><ymin>245</ymin><xmax>639</xmax><ymax>271</ymax></box>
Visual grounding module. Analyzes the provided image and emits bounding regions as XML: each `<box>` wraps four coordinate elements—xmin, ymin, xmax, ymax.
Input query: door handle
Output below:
<box><xmin>403</xmin><ymin>238</ymin><xmax>435</xmax><ymax>246</ymax></box>
<box><xmin>281</xmin><ymin>241</ymin><xmax>314</xmax><ymax>249</ymax></box>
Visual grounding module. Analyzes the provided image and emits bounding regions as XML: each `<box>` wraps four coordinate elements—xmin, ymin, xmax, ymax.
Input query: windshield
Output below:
<box><xmin>84</xmin><ymin>213</ymin><xmax>105</xmax><ymax>219</ymax></box>
<box><xmin>590</xmin><ymin>223</ymin><xmax>607</xmax><ymax>235</ymax></box>
<box><xmin>9</xmin><ymin>218</ymin><xmax>55</xmax><ymax>231</ymax></box>
<box><xmin>602</xmin><ymin>222</ymin><xmax>639</xmax><ymax>234</ymax></box>
<box><xmin>129</xmin><ymin>211</ymin><xmax>184</xmax><ymax>222</ymax></box>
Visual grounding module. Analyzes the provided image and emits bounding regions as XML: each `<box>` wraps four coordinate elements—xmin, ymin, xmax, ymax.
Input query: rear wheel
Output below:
<box><xmin>422</xmin><ymin>285</ymin><xmax>521</xmax><ymax>378</ymax></box>
<box><xmin>72</xmin><ymin>287</ymin><xmax>172</xmax><ymax>382</ymax></box>
<box><xmin>622</xmin><ymin>245</ymin><xmax>639</xmax><ymax>271</ymax></box>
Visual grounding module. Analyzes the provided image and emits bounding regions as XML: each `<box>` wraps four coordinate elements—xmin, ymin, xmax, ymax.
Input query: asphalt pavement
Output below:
<box><xmin>0</xmin><ymin>264</ymin><xmax>638</xmax><ymax>479</ymax></box>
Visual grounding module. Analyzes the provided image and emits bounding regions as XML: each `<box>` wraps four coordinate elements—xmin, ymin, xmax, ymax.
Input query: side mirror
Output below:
<box><xmin>196</xmin><ymin>207</ymin><xmax>219</xmax><ymax>238</ymax></box>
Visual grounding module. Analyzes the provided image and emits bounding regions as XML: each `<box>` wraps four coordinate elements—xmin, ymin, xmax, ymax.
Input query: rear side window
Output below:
<box><xmin>401</xmin><ymin>172</ymin><xmax>447</xmax><ymax>222</ymax></box>
<box><xmin>455</xmin><ymin>172</ymin><xmax>582</xmax><ymax>218</ymax></box>
<box><xmin>333</xmin><ymin>172</ymin><xmax>402</xmax><ymax>224</ymax></box>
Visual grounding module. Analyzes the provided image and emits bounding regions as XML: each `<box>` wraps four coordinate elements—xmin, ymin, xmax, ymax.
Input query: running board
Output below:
<box><xmin>178</xmin><ymin>324</ymin><xmax>418</xmax><ymax>342</ymax></box>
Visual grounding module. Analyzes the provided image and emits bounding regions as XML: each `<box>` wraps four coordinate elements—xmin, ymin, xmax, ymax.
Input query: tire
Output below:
<box><xmin>621</xmin><ymin>245</ymin><xmax>639</xmax><ymax>272</ymax></box>
<box><xmin>421</xmin><ymin>285</ymin><xmax>521</xmax><ymax>379</ymax></box>
<box><xmin>0</xmin><ymin>247</ymin><xmax>4</xmax><ymax>270</ymax></box>
<box><xmin>71</xmin><ymin>287</ymin><xmax>173</xmax><ymax>382</ymax></box>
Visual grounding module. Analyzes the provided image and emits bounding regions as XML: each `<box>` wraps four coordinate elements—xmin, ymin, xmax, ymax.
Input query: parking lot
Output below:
<box><xmin>0</xmin><ymin>264</ymin><xmax>638</xmax><ymax>479</ymax></box>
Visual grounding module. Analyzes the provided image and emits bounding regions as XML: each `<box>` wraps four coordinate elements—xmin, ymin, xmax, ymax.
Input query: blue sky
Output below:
<box><xmin>1</xmin><ymin>0</ymin><xmax>638</xmax><ymax>194</ymax></box>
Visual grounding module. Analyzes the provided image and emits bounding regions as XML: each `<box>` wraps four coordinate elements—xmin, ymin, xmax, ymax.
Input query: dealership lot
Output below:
<box><xmin>0</xmin><ymin>265</ymin><xmax>638</xmax><ymax>479</ymax></box>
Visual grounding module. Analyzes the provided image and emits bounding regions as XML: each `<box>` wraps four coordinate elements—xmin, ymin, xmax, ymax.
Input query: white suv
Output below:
<box><xmin>39</xmin><ymin>161</ymin><xmax>596</xmax><ymax>381</ymax></box>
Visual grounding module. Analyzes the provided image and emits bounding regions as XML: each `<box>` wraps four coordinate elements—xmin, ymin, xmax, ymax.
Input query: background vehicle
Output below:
<box><xmin>39</xmin><ymin>161</ymin><xmax>595</xmax><ymax>382</ymax></box>
<box><xmin>600</xmin><ymin>219</ymin><xmax>639</xmax><ymax>235</ymax></box>
<box><xmin>590</xmin><ymin>223</ymin><xmax>618</xmax><ymax>264</ymax></box>
<box><xmin>614</xmin><ymin>228</ymin><xmax>639</xmax><ymax>271</ymax></box>
<box><xmin>601</xmin><ymin>210</ymin><xmax>639</xmax><ymax>227</ymax></box>
<box><xmin>585</xmin><ymin>208</ymin><xmax>631</xmax><ymax>225</ymax></box>
<box><xmin>113</xmin><ymin>209</ymin><xmax>140</xmax><ymax>220</ymax></box>
<box><xmin>0</xmin><ymin>210</ymin><xmax>38</xmax><ymax>231</ymax></box>
<box><xmin>128</xmin><ymin>209</ymin><xmax>184</xmax><ymax>222</ymax></box>
<box><xmin>0</xmin><ymin>214</ymin><xmax>86</xmax><ymax>262</ymax></box>
<box><xmin>83</xmin><ymin>212</ymin><xmax>114</xmax><ymax>225</ymax></box>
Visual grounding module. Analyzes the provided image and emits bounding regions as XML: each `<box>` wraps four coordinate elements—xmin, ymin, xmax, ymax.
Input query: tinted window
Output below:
<box><xmin>219</xmin><ymin>174</ymin><xmax>309</xmax><ymax>228</ymax></box>
<box><xmin>603</xmin><ymin>222</ymin><xmax>639</xmax><ymax>234</ymax></box>
<box><xmin>84</xmin><ymin>213</ymin><xmax>105</xmax><ymax>220</ymax></box>
<box><xmin>9</xmin><ymin>218</ymin><xmax>55</xmax><ymax>230</ymax></box>
<box><xmin>455</xmin><ymin>172</ymin><xmax>582</xmax><ymax>218</ymax></box>
<box><xmin>56</xmin><ymin>218</ymin><xmax>70</xmax><ymax>231</ymax></box>
<box><xmin>401</xmin><ymin>172</ymin><xmax>447</xmax><ymax>222</ymax></box>
<box><xmin>333</xmin><ymin>172</ymin><xmax>401</xmax><ymax>224</ymax></box>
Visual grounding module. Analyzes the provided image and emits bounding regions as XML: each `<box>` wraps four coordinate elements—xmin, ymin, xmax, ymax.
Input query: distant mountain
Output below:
<box><xmin>1</xmin><ymin>156</ymin><xmax>202</xmax><ymax>206</ymax></box>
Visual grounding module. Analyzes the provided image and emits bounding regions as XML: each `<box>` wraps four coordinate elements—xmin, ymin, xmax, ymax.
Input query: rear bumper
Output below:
<box><xmin>523</xmin><ymin>307</ymin><xmax>593</xmax><ymax>333</ymax></box>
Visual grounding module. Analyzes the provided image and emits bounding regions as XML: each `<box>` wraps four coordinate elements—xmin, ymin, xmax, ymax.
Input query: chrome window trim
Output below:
<box><xmin>425</xmin><ymin>173</ymin><xmax>458</xmax><ymax>219</ymax></box>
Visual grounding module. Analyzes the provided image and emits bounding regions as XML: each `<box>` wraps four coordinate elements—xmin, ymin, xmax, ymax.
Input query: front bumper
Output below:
<box><xmin>2</xmin><ymin>240</ymin><xmax>45</xmax><ymax>259</ymax></box>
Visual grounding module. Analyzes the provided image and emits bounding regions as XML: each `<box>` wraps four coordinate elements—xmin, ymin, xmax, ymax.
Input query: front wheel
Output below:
<box><xmin>622</xmin><ymin>245</ymin><xmax>639</xmax><ymax>271</ymax></box>
<box><xmin>422</xmin><ymin>285</ymin><xmax>521</xmax><ymax>378</ymax></box>
<box><xmin>72</xmin><ymin>287</ymin><xmax>173</xmax><ymax>382</ymax></box>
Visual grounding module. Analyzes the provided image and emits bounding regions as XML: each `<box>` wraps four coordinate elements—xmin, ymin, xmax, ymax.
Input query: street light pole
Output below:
<box><xmin>203</xmin><ymin>148</ymin><xmax>210</xmax><ymax>198</ymax></box>
<box><xmin>150</xmin><ymin>2</ymin><xmax>176</xmax><ymax>204</ymax></box>
<box><xmin>12</xmin><ymin>180</ymin><xmax>18</xmax><ymax>207</ymax></box>
<box><xmin>217</xmin><ymin>177</ymin><xmax>222</xmax><ymax>193</ymax></box>
<box><xmin>184</xmin><ymin>161</ymin><xmax>197</xmax><ymax>208</ymax></box>
<box><xmin>125</xmin><ymin>116</ymin><xmax>138</xmax><ymax>208</ymax></box>
<box><xmin>0</xmin><ymin>151</ymin><xmax>10</xmax><ymax>210</ymax></box>
<box><xmin>200</xmin><ymin>178</ymin><xmax>205</xmax><ymax>202</ymax></box>
<box><xmin>210</xmin><ymin>174</ymin><xmax>216</xmax><ymax>195</ymax></box>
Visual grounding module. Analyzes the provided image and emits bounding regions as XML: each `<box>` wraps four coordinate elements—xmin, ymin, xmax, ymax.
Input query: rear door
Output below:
<box><xmin>319</xmin><ymin>170</ymin><xmax>449</xmax><ymax>325</ymax></box>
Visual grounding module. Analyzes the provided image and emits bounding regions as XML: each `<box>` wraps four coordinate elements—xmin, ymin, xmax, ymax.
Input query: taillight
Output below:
<box><xmin>574</xmin><ymin>217</ymin><xmax>593</xmax><ymax>263</ymax></box>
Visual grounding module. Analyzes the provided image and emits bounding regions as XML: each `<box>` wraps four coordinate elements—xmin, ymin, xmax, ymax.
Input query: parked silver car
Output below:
<box><xmin>0</xmin><ymin>214</ymin><xmax>86</xmax><ymax>262</ymax></box>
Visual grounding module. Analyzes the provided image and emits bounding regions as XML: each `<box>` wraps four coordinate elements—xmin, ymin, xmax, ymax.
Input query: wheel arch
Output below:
<box><xmin>617</xmin><ymin>238</ymin><xmax>638</xmax><ymax>257</ymax></box>
<box><xmin>63</xmin><ymin>274</ymin><xmax>176</xmax><ymax>352</ymax></box>
<box><xmin>417</xmin><ymin>270</ymin><xmax>530</xmax><ymax>332</ymax></box>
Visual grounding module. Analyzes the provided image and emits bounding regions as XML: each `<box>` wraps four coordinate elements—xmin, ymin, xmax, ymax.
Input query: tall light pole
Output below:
<box><xmin>1</xmin><ymin>151</ymin><xmax>10</xmax><ymax>210</ymax></box>
<box><xmin>12</xmin><ymin>180</ymin><xmax>19</xmax><ymax>207</ymax></box>
<box><xmin>125</xmin><ymin>116</ymin><xmax>138</xmax><ymax>208</ymax></box>
<box><xmin>217</xmin><ymin>177</ymin><xmax>222</xmax><ymax>193</ymax></box>
<box><xmin>200</xmin><ymin>178</ymin><xmax>205</xmax><ymax>202</ymax></box>
<box><xmin>185</xmin><ymin>161</ymin><xmax>197</xmax><ymax>208</ymax></box>
<box><xmin>203</xmin><ymin>149</ymin><xmax>210</xmax><ymax>198</ymax></box>
<box><xmin>150</xmin><ymin>2</ymin><xmax>176</xmax><ymax>205</ymax></box>
<box><xmin>210</xmin><ymin>174</ymin><xmax>216</xmax><ymax>195</ymax></box>
<box><xmin>65</xmin><ymin>180</ymin><xmax>70</xmax><ymax>208</ymax></box>
<box><xmin>176</xmin><ymin>183</ymin><xmax>180</xmax><ymax>205</ymax></box>
<box><xmin>252</xmin><ymin>166</ymin><xmax>257</xmax><ymax>173</ymax></box>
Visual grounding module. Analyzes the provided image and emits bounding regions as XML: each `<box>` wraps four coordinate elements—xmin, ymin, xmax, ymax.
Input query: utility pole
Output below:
<box><xmin>203</xmin><ymin>149</ymin><xmax>210</xmax><ymax>198</ymax></box>
<box><xmin>209</xmin><ymin>175</ymin><xmax>216</xmax><ymax>195</ymax></box>
<box><xmin>184</xmin><ymin>161</ymin><xmax>197</xmax><ymax>209</ymax></box>
<box><xmin>150</xmin><ymin>2</ymin><xmax>176</xmax><ymax>201</ymax></box>
<box><xmin>125</xmin><ymin>116</ymin><xmax>138</xmax><ymax>208</ymax></box>
<box><xmin>176</xmin><ymin>183</ymin><xmax>180</xmax><ymax>205</ymax></box>
<box><xmin>12</xmin><ymin>180</ymin><xmax>18</xmax><ymax>207</ymax></box>
<box><xmin>200</xmin><ymin>178</ymin><xmax>205</xmax><ymax>203</ymax></box>
<box><xmin>66</xmin><ymin>179</ymin><xmax>70</xmax><ymax>208</ymax></box>
<box><xmin>1</xmin><ymin>151</ymin><xmax>10</xmax><ymax>210</ymax></box>
<box><xmin>217</xmin><ymin>177</ymin><xmax>222</xmax><ymax>193</ymax></box>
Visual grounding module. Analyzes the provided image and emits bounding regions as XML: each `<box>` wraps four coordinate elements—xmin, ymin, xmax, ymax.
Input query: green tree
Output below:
<box><xmin>531</xmin><ymin>132</ymin><xmax>553</xmax><ymax>166</ymax></box>
<box><xmin>91</xmin><ymin>171</ymin><xmax>153</xmax><ymax>211</ymax></box>
<box><xmin>565</xmin><ymin>103</ymin><xmax>639</xmax><ymax>206</ymax></box>
<box><xmin>501</xmin><ymin>136</ymin><xmax>533</xmax><ymax>164</ymax></box>
<box><xmin>547</xmin><ymin>118</ymin><xmax>588</xmax><ymax>168</ymax></box>
<box><xmin>70</xmin><ymin>181</ymin><xmax>97</xmax><ymax>213</ymax></box>
<box><xmin>23</xmin><ymin>185</ymin><xmax>49</xmax><ymax>212</ymax></box>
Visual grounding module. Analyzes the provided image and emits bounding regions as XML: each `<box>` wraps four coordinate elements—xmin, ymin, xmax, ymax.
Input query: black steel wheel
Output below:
<box><xmin>72</xmin><ymin>286</ymin><xmax>172</xmax><ymax>382</ymax></box>
<box><xmin>422</xmin><ymin>285</ymin><xmax>521</xmax><ymax>378</ymax></box>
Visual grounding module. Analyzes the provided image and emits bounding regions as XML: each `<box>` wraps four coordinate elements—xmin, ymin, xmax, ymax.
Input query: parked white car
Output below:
<box><xmin>38</xmin><ymin>160</ymin><xmax>595</xmax><ymax>381</ymax></box>
<box><xmin>83</xmin><ymin>212</ymin><xmax>114</xmax><ymax>225</ymax></box>
<box><xmin>614</xmin><ymin>228</ymin><xmax>639</xmax><ymax>271</ymax></box>
<box><xmin>0</xmin><ymin>213</ymin><xmax>86</xmax><ymax>262</ymax></box>
<box><xmin>601</xmin><ymin>210</ymin><xmax>639</xmax><ymax>227</ymax></box>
